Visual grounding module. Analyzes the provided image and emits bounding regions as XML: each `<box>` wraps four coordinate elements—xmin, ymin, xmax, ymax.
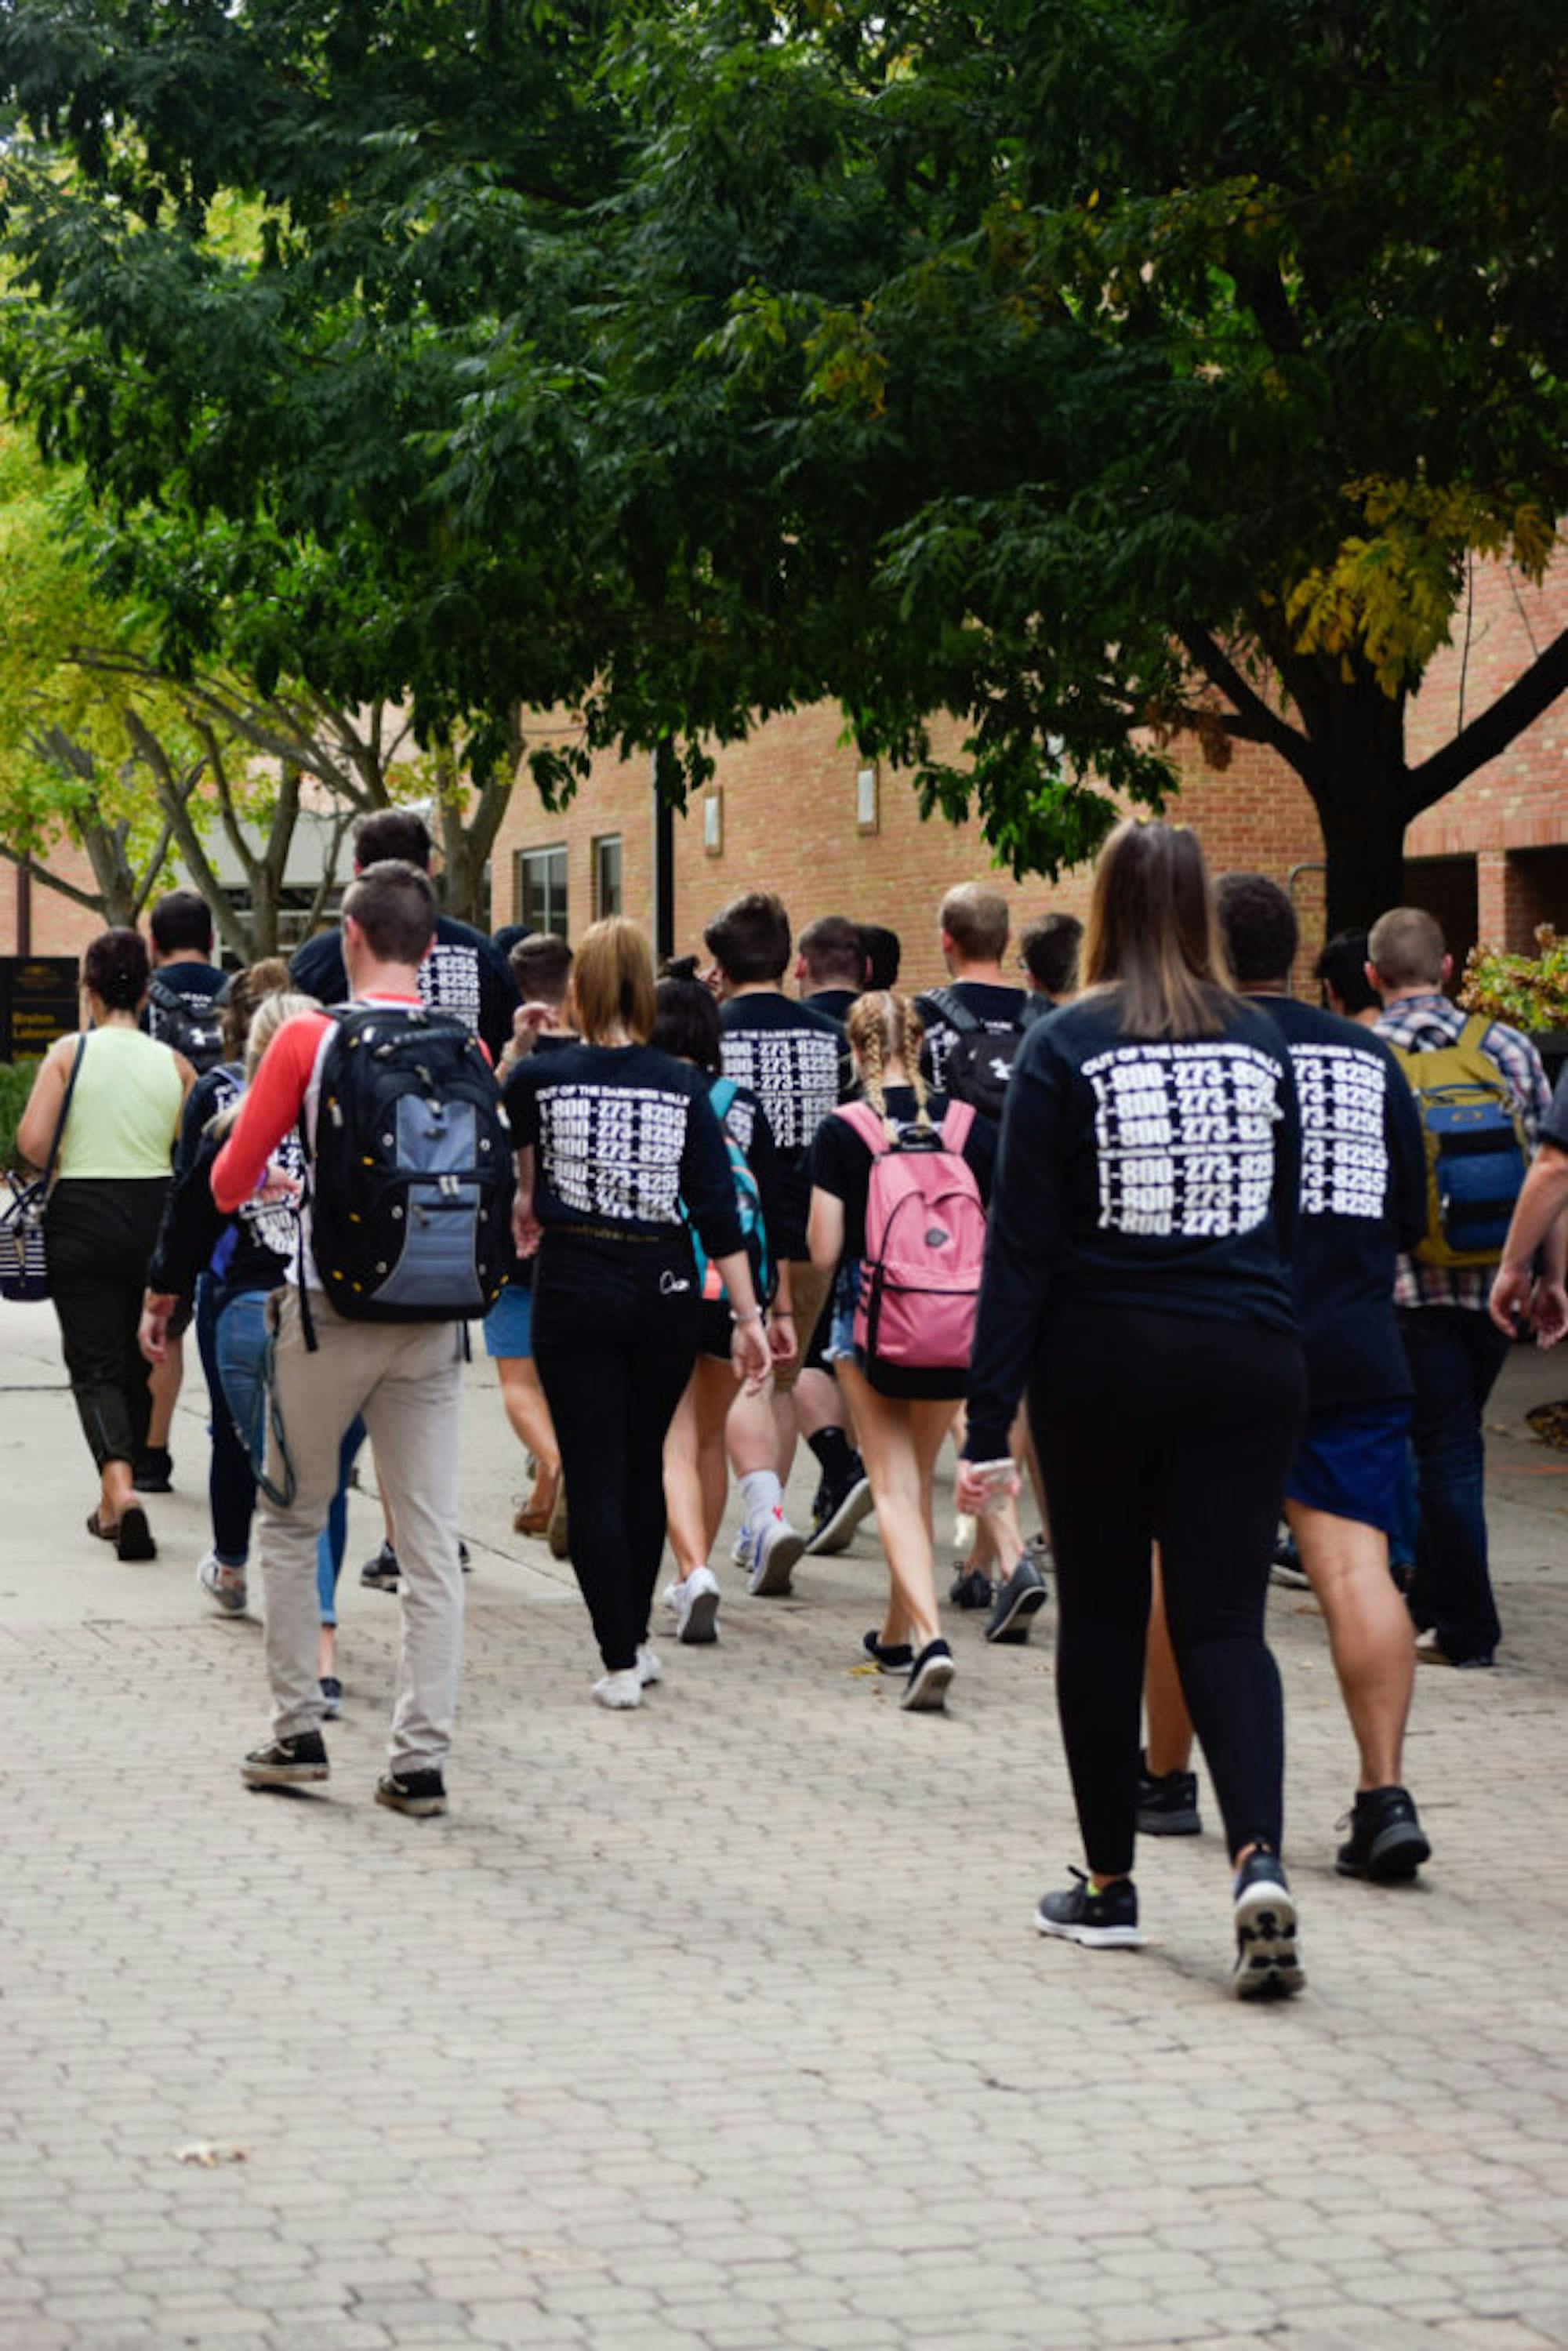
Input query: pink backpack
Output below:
<box><xmin>837</xmin><ymin>1099</ymin><xmax>985</xmax><ymax>1371</ymax></box>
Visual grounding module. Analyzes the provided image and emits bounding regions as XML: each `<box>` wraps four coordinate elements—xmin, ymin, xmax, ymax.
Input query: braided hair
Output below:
<box><xmin>846</xmin><ymin>991</ymin><xmax>932</xmax><ymax>1141</ymax></box>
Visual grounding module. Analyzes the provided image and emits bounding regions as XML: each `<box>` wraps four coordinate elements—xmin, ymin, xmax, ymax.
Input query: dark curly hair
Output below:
<box><xmin>82</xmin><ymin>927</ymin><xmax>151</xmax><ymax>1013</ymax></box>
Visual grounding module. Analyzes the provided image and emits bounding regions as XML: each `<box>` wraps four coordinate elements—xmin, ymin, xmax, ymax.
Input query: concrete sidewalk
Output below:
<box><xmin>2</xmin><ymin>1297</ymin><xmax>1567</xmax><ymax>2351</ymax></box>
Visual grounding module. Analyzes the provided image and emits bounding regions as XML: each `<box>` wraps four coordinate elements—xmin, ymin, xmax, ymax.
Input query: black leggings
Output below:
<box><xmin>1033</xmin><ymin>1303</ymin><xmax>1306</xmax><ymax>1875</ymax></box>
<box><xmin>45</xmin><ymin>1179</ymin><xmax>169</xmax><ymax>1473</ymax></box>
<box><xmin>532</xmin><ymin>1230</ymin><xmax>702</xmax><ymax>1673</ymax></box>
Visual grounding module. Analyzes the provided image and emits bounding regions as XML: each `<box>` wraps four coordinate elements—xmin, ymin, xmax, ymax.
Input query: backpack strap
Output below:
<box><xmin>709</xmin><ymin>1076</ymin><xmax>739</xmax><ymax>1123</ymax></box>
<box><xmin>837</xmin><ymin>1099</ymin><xmax>893</xmax><ymax>1156</ymax></box>
<box><xmin>939</xmin><ymin>1100</ymin><xmax>976</xmax><ymax>1154</ymax></box>
<box><xmin>916</xmin><ymin>985</ymin><xmax>983</xmax><ymax>1036</ymax></box>
<box><xmin>1457</xmin><ymin>1013</ymin><xmax>1501</xmax><ymax>1067</ymax></box>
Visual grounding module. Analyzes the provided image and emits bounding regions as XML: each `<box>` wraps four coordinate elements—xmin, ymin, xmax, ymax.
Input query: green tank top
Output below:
<box><xmin>56</xmin><ymin>1028</ymin><xmax>184</xmax><ymax>1181</ymax></box>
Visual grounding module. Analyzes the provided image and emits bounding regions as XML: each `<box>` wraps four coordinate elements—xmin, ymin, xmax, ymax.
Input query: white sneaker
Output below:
<box><xmin>671</xmin><ymin>1565</ymin><xmax>721</xmax><ymax>1645</ymax></box>
<box><xmin>636</xmin><ymin>1644</ymin><xmax>663</xmax><ymax>1686</ymax></box>
<box><xmin>730</xmin><ymin>1526</ymin><xmax>753</xmax><ymax>1569</ymax></box>
<box><xmin>746</xmin><ymin>1509</ymin><xmax>805</xmax><ymax>1598</ymax></box>
<box><xmin>197</xmin><ymin>1552</ymin><xmax>247</xmax><ymax>1615</ymax></box>
<box><xmin>591</xmin><ymin>1668</ymin><xmax>643</xmax><ymax>1710</ymax></box>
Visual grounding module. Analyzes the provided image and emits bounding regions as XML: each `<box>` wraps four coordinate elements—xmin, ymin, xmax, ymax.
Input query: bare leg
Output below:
<box><xmin>796</xmin><ymin>1365</ymin><xmax>855</xmax><ymax>1444</ymax></box>
<box><xmin>1144</xmin><ymin>1548</ymin><xmax>1195</xmax><ymax>1776</ymax></box>
<box><xmin>100</xmin><ymin>1458</ymin><xmax>136</xmax><ymax>1524</ymax></box>
<box><xmin>496</xmin><ymin>1356</ymin><xmax>559</xmax><ymax>1473</ymax></box>
<box><xmin>840</xmin><ymin>1366</ymin><xmax>951</xmax><ymax>1653</ymax></box>
<box><xmin>726</xmin><ymin>1380</ymin><xmax>780</xmax><ymax>1477</ymax></box>
<box><xmin>1014</xmin><ymin>1406</ymin><xmax>1051</xmax><ymax>1546</ymax></box>
<box><xmin>146</xmin><ymin>1333</ymin><xmax>182</xmax><ymax>1449</ymax></box>
<box><xmin>664</xmin><ymin>1359</ymin><xmax>737</xmax><ymax>1578</ymax></box>
<box><xmin>1287</xmin><ymin>1500</ymin><xmax>1415</xmax><ymax>1790</ymax></box>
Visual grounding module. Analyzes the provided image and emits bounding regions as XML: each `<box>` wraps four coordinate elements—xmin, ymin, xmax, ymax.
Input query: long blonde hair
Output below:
<box><xmin>207</xmin><ymin>991</ymin><xmax>321</xmax><ymax>1137</ymax></box>
<box><xmin>846</xmin><ymin>991</ymin><xmax>932</xmax><ymax>1140</ymax></box>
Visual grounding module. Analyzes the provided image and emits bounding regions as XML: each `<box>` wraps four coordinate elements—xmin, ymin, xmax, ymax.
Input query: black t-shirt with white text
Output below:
<box><xmin>964</xmin><ymin>991</ymin><xmax>1301</xmax><ymax>1460</ymax></box>
<box><xmin>718</xmin><ymin>992</ymin><xmax>851</xmax><ymax>1257</ymax></box>
<box><xmin>504</xmin><ymin>1041</ymin><xmax>742</xmax><ymax>1261</ymax></box>
<box><xmin>1258</xmin><ymin>994</ymin><xmax>1427</xmax><ymax>1411</ymax></box>
<box><xmin>292</xmin><ymin>914</ymin><xmax>519</xmax><ymax>1061</ymax></box>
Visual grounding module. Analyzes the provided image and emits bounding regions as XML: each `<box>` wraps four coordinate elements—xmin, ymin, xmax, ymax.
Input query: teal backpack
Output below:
<box><xmin>688</xmin><ymin>1077</ymin><xmax>772</xmax><ymax>1308</ymax></box>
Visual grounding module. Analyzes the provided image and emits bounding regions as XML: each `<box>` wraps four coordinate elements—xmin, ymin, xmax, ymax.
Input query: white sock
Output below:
<box><xmin>740</xmin><ymin>1470</ymin><xmax>783</xmax><ymax>1529</ymax></box>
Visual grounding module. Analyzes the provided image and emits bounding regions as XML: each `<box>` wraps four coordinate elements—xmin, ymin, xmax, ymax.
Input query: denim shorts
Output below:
<box><xmin>1287</xmin><ymin>1401</ymin><xmax>1411</xmax><ymax>1537</ymax></box>
<box><xmin>823</xmin><ymin>1261</ymin><xmax>861</xmax><ymax>1366</ymax></box>
<box><xmin>482</xmin><ymin>1276</ymin><xmax>534</xmax><ymax>1359</ymax></box>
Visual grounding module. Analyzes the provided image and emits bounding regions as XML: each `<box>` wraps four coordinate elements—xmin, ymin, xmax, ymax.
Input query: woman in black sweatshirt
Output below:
<box><xmin>505</xmin><ymin>920</ymin><xmax>771</xmax><ymax>1708</ymax></box>
<box><xmin>960</xmin><ymin>821</ymin><xmax>1308</xmax><ymax>1997</ymax></box>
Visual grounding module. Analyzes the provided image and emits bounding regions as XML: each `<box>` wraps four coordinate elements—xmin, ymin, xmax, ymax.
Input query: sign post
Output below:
<box><xmin>0</xmin><ymin>957</ymin><xmax>80</xmax><ymax>1064</ymax></box>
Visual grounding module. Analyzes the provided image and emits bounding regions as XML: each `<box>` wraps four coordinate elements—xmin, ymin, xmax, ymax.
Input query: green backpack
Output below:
<box><xmin>1388</xmin><ymin>1015</ymin><xmax>1528</xmax><ymax>1268</ymax></box>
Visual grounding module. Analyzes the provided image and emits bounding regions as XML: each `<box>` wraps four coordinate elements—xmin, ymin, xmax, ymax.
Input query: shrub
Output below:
<box><xmin>1459</xmin><ymin>927</ymin><xmax>1568</xmax><ymax>1035</ymax></box>
<box><xmin>0</xmin><ymin>1060</ymin><xmax>41</xmax><ymax>1174</ymax></box>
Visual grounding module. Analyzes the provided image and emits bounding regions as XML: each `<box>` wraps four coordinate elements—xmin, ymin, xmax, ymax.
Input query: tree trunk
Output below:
<box><xmin>1312</xmin><ymin>778</ymin><xmax>1410</xmax><ymax>936</ymax></box>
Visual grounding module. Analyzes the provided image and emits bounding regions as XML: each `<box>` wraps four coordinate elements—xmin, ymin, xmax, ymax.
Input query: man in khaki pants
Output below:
<box><xmin>212</xmin><ymin>862</ymin><xmax>477</xmax><ymax>1817</ymax></box>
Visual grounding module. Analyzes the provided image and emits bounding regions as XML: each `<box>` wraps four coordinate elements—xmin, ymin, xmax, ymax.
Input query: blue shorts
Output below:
<box><xmin>823</xmin><ymin>1261</ymin><xmax>860</xmax><ymax>1366</ymax></box>
<box><xmin>483</xmin><ymin>1278</ymin><xmax>534</xmax><ymax>1360</ymax></box>
<box><xmin>1286</xmin><ymin>1401</ymin><xmax>1411</xmax><ymax>1536</ymax></box>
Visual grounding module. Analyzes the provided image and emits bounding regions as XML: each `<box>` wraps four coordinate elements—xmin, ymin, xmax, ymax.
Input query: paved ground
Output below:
<box><xmin>2</xmin><ymin>1295</ymin><xmax>1568</xmax><ymax>2351</ymax></box>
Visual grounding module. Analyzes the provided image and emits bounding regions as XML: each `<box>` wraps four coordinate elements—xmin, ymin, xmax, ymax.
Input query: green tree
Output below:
<box><xmin>3</xmin><ymin>2</ymin><xmax>1566</xmax><ymax>926</ymax></box>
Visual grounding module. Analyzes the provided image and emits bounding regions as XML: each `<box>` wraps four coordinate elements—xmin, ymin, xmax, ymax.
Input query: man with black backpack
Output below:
<box><xmin>1371</xmin><ymin>906</ymin><xmax>1552</xmax><ymax>1667</ymax></box>
<box><xmin>213</xmin><ymin>861</ymin><xmax>513</xmax><ymax>1816</ymax></box>
<box><xmin>914</xmin><ymin>883</ymin><xmax>1032</xmax><ymax>1115</ymax></box>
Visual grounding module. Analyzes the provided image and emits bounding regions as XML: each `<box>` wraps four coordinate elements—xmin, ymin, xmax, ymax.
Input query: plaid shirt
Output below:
<box><xmin>1376</xmin><ymin>993</ymin><xmax>1552</xmax><ymax>1311</ymax></box>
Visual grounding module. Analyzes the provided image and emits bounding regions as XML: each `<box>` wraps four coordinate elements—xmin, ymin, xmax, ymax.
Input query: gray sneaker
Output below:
<box><xmin>984</xmin><ymin>1557</ymin><xmax>1049</xmax><ymax>1644</ymax></box>
<box><xmin>197</xmin><ymin>1552</ymin><xmax>248</xmax><ymax>1616</ymax></box>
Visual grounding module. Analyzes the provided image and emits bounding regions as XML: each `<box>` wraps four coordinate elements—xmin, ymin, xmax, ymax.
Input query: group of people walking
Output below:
<box><xmin>13</xmin><ymin>804</ymin><xmax>1565</xmax><ymax>2000</ymax></box>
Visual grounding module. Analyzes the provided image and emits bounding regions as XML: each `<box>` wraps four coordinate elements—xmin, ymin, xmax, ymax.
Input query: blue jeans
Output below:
<box><xmin>1398</xmin><ymin>1304</ymin><xmax>1511</xmax><ymax>1662</ymax></box>
<box><xmin>214</xmin><ymin>1290</ymin><xmax>364</xmax><ymax>1625</ymax></box>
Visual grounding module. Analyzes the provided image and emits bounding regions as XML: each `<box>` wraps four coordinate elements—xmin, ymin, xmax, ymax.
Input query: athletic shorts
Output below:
<box><xmin>698</xmin><ymin>1297</ymin><xmax>734</xmax><ymax>1362</ymax></box>
<box><xmin>1286</xmin><ymin>1400</ymin><xmax>1411</xmax><ymax>1537</ymax></box>
<box><xmin>482</xmin><ymin>1277</ymin><xmax>533</xmax><ymax>1360</ymax></box>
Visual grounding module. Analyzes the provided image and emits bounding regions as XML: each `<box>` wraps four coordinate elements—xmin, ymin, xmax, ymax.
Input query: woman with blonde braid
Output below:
<box><xmin>808</xmin><ymin>993</ymin><xmax>997</xmax><ymax>1711</ymax></box>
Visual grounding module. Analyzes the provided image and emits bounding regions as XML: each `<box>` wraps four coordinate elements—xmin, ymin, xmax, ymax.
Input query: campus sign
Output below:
<box><xmin>0</xmin><ymin>957</ymin><xmax>78</xmax><ymax>1063</ymax></box>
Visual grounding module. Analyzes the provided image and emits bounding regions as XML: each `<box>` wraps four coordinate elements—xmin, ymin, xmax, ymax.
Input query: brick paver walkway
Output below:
<box><xmin>3</xmin><ymin>1298</ymin><xmax>1567</xmax><ymax>2350</ymax></box>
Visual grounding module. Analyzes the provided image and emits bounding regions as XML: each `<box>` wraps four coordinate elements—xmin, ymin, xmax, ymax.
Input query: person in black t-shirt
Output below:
<box><xmin>913</xmin><ymin>883</ymin><xmax>1031</xmax><ymax>1090</ymax></box>
<box><xmin>809</xmin><ymin>992</ymin><xmax>997</xmax><ymax>1712</ymax></box>
<box><xmin>291</xmin><ymin>809</ymin><xmax>519</xmax><ymax>1061</ymax></box>
<box><xmin>705</xmin><ymin>891</ymin><xmax>850</xmax><ymax>1594</ymax></box>
<box><xmin>959</xmin><ymin>822</ymin><xmax>1308</xmax><ymax>1997</ymax></box>
<box><xmin>506</xmin><ymin>920</ymin><xmax>771</xmax><ymax>1709</ymax></box>
<box><xmin>794</xmin><ymin>913</ymin><xmax>869</xmax><ymax>1025</ymax></box>
<box><xmin>1142</xmin><ymin>873</ymin><xmax>1429</xmax><ymax>1885</ymax></box>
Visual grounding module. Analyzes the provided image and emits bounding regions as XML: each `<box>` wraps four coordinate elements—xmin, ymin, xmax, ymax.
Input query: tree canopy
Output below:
<box><xmin>2</xmin><ymin>0</ymin><xmax>1566</xmax><ymax>925</ymax></box>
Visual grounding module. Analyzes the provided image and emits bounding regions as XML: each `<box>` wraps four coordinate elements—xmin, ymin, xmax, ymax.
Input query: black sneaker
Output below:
<box><xmin>901</xmin><ymin>1638</ymin><xmax>956</xmax><ymax>1711</ymax></box>
<box><xmin>361</xmin><ymin>1540</ymin><xmax>400</xmax><ymax>1592</ymax></box>
<box><xmin>241</xmin><ymin>1731</ymin><xmax>329</xmax><ymax>1789</ymax></box>
<box><xmin>1233</xmin><ymin>1851</ymin><xmax>1304</xmax><ymax>1999</ymax></box>
<box><xmin>861</xmin><ymin>1628</ymin><xmax>913</xmax><ymax>1674</ymax></box>
<box><xmin>1336</xmin><ymin>1786</ymin><xmax>1430</xmax><ymax>1883</ymax></box>
<box><xmin>1137</xmin><ymin>1749</ymin><xmax>1203</xmax><ymax>1837</ymax></box>
<box><xmin>1036</xmin><ymin>1867</ymin><xmax>1141</xmax><ymax>1948</ymax></box>
<box><xmin>133</xmin><ymin>1446</ymin><xmax>173</xmax><ymax>1494</ymax></box>
<box><xmin>459</xmin><ymin>1541</ymin><xmax>471</xmax><ymax>1574</ymax></box>
<box><xmin>376</xmin><ymin>1768</ymin><xmax>448</xmax><ymax>1819</ymax></box>
<box><xmin>806</xmin><ymin>1460</ymin><xmax>874</xmax><ymax>1556</ymax></box>
<box><xmin>985</xmin><ymin>1557</ymin><xmax>1049</xmax><ymax>1644</ymax></box>
<box><xmin>949</xmin><ymin>1563</ymin><xmax>994</xmax><ymax>1610</ymax></box>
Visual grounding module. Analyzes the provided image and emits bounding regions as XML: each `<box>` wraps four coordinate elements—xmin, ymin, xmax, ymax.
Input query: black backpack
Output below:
<box><xmin>916</xmin><ymin>987</ymin><xmax>1038</xmax><ymax>1121</ymax></box>
<box><xmin>147</xmin><ymin>974</ymin><xmax>227</xmax><ymax>1073</ymax></box>
<box><xmin>301</xmin><ymin>1003</ymin><xmax>514</xmax><ymax>1337</ymax></box>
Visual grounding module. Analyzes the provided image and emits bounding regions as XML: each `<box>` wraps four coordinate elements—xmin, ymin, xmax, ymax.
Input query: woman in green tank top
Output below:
<box><xmin>17</xmin><ymin>927</ymin><xmax>193</xmax><ymax>1562</ymax></box>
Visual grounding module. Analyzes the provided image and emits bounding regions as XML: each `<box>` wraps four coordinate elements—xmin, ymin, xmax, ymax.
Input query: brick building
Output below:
<box><xmin>4</xmin><ymin>555</ymin><xmax>1565</xmax><ymax>996</ymax></box>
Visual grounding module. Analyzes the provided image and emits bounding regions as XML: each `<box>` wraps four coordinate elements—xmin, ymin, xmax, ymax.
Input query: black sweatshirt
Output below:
<box><xmin>717</xmin><ymin>992</ymin><xmax>851</xmax><ymax>1257</ymax></box>
<box><xmin>292</xmin><ymin>913</ymin><xmax>519</xmax><ymax>1061</ymax></box>
<box><xmin>964</xmin><ymin>992</ymin><xmax>1301</xmax><ymax>1460</ymax></box>
<box><xmin>1255</xmin><ymin>995</ymin><xmax>1427</xmax><ymax>1410</ymax></box>
<box><xmin>148</xmin><ymin>1069</ymin><xmax>303</xmax><ymax>1309</ymax></box>
<box><xmin>504</xmin><ymin>1041</ymin><xmax>743</xmax><ymax>1260</ymax></box>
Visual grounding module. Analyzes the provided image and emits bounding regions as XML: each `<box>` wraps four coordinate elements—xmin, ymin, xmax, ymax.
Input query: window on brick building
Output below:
<box><xmin>517</xmin><ymin>844</ymin><xmax>568</xmax><ymax>936</ymax></box>
<box><xmin>593</xmin><ymin>833</ymin><xmax>623</xmax><ymax>920</ymax></box>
